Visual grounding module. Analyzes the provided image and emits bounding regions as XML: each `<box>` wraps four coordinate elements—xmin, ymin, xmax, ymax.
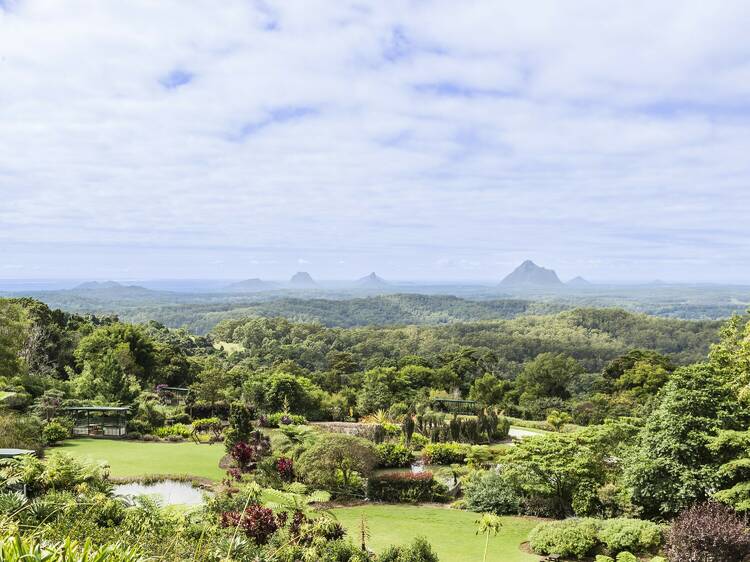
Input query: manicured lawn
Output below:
<box><xmin>333</xmin><ymin>504</ymin><xmax>541</xmax><ymax>562</ymax></box>
<box><xmin>56</xmin><ymin>438</ymin><xmax>226</xmax><ymax>481</ymax></box>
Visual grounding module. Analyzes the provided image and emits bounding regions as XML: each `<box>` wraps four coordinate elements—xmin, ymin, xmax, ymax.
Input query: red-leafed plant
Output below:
<box><xmin>221</xmin><ymin>504</ymin><xmax>279</xmax><ymax>544</ymax></box>
<box><xmin>230</xmin><ymin>430</ymin><xmax>272</xmax><ymax>472</ymax></box>
<box><xmin>666</xmin><ymin>501</ymin><xmax>750</xmax><ymax>562</ymax></box>
<box><xmin>277</xmin><ymin>456</ymin><xmax>294</xmax><ymax>482</ymax></box>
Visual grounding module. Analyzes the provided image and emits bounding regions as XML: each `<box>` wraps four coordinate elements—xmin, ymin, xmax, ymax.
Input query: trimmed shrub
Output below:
<box><xmin>379</xmin><ymin>537</ymin><xmax>439</xmax><ymax>562</ymax></box>
<box><xmin>528</xmin><ymin>519</ymin><xmax>599</xmax><ymax>559</ymax></box>
<box><xmin>421</xmin><ymin>442</ymin><xmax>470</xmax><ymax>465</ymax></box>
<box><xmin>595</xmin><ymin>556</ymin><xmax>614</xmax><ymax>562</ymax></box>
<box><xmin>259</xmin><ymin>412</ymin><xmax>306</xmax><ymax>428</ymax></box>
<box><xmin>376</xmin><ymin>442</ymin><xmax>413</xmax><ymax>468</ymax></box>
<box><xmin>665</xmin><ymin>501</ymin><xmax>750</xmax><ymax>562</ymax></box>
<box><xmin>126</xmin><ymin>419</ymin><xmax>152</xmax><ymax>435</ymax></box>
<box><xmin>615</xmin><ymin>553</ymin><xmax>637</xmax><ymax>562</ymax></box>
<box><xmin>529</xmin><ymin>517</ymin><xmax>664</xmax><ymax>559</ymax></box>
<box><xmin>598</xmin><ymin>518</ymin><xmax>662</xmax><ymax>554</ymax></box>
<box><xmin>463</xmin><ymin>469</ymin><xmax>520</xmax><ymax>515</ymax></box>
<box><xmin>153</xmin><ymin>423</ymin><xmax>192</xmax><ymax>438</ymax></box>
<box><xmin>42</xmin><ymin>420</ymin><xmax>70</xmax><ymax>445</ymax></box>
<box><xmin>367</xmin><ymin>472</ymin><xmax>449</xmax><ymax>503</ymax></box>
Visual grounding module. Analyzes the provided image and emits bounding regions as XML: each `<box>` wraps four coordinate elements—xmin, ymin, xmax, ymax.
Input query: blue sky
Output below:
<box><xmin>1</xmin><ymin>1</ymin><xmax>750</xmax><ymax>282</ymax></box>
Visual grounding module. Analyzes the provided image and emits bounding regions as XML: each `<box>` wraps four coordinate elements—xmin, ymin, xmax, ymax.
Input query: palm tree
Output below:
<box><xmin>474</xmin><ymin>513</ymin><xmax>503</xmax><ymax>562</ymax></box>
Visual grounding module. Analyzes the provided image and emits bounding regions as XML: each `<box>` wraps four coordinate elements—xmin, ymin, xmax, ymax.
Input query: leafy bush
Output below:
<box><xmin>421</xmin><ymin>442</ymin><xmax>469</xmax><ymax>465</ymax></box>
<box><xmin>125</xmin><ymin>419</ymin><xmax>151</xmax><ymax>435</ymax></box>
<box><xmin>597</xmin><ymin>518</ymin><xmax>662</xmax><ymax>554</ymax></box>
<box><xmin>463</xmin><ymin>469</ymin><xmax>520</xmax><ymax>515</ymax></box>
<box><xmin>0</xmin><ymin>414</ymin><xmax>43</xmax><ymax>451</ymax></box>
<box><xmin>220</xmin><ymin>504</ymin><xmax>278</xmax><ymax>545</ymax></box>
<box><xmin>260</xmin><ymin>412</ymin><xmax>307</xmax><ymax>428</ymax></box>
<box><xmin>403</xmin><ymin>432</ymin><xmax>429</xmax><ymax>450</ymax></box>
<box><xmin>376</xmin><ymin>442</ymin><xmax>413</xmax><ymax>468</ymax></box>
<box><xmin>595</xmin><ymin>556</ymin><xmax>614</xmax><ymax>562</ymax></box>
<box><xmin>529</xmin><ymin>517</ymin><xmax>664</xmax><ymax>559</ymax></box>
<box><xmin>379</xmin><ymin>537</ymin><xmax>439</xmax><ymax>562</ymax></box>
<box><xmin>649</xmin><ymin>557</ymin><xmax>667</xmax><ymax>562</ymax></box>
<box><xmin>153</xmin><ymin>423</ymin><xmax>191</xmax><ymax>438</ymax></box>
<box><xmin>528</xmin><ymin>519</ymin><xmax>599</xmax><ymax>559</ymax></box>
<box><xmin>296</xmin><ymin>434</ymin><xmax>378</xmax><ymax>496</ymax></box>
<box><xmin>615</xmin><ymin>553</ymin><xmax>637</xmax><ymax>562</ymax></box>
<box><xmin>665</xmin><ymin>501</ymin><xmax>750</xmax><ymax>562</ymax></box>
<box><xmin>42</xmin><ymin>420</ymin><xmax>70</xmax><ymax>445</ymax></box>
<box><xmin>367</xmin><ymin>472</ymin><xmax>449</xmax><ymax>503</ymax></box>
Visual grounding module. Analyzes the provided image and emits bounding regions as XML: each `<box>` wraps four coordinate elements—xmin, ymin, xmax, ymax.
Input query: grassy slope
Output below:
<box><xmin>56</xmin><ymin>438</ymin><xmax>225</xmax><ymax>481</ymax></box>
<box><xmin>333</xmin><ymin>505</ymin><xmax>540</xmax><ymax>562</ymax></box>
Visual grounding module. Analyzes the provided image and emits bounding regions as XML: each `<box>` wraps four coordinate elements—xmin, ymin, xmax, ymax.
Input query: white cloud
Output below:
<box><xmin>1</xmin><ymin>1</ymin><xmax>750</xmax><ymax>281</ymax></box>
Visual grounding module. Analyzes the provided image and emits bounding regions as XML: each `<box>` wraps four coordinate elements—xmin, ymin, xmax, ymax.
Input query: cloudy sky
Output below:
<box><xmin>2</xmin><ymin>1</ymin><xmax>750</xmax><ymax>283</ymax></box>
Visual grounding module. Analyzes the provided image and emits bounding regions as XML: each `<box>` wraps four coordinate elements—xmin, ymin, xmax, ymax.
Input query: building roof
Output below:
<box><xmin>61</xmin><ymin>406</ymin><xmax>129</xmax><ymax>412</ymax></box>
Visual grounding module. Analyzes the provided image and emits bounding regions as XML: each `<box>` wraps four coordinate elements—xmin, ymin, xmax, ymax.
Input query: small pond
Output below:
<box><xmin>114</xmin><ymin>480</ymin><xmax>206</xmax><ymax>506</ymax></box>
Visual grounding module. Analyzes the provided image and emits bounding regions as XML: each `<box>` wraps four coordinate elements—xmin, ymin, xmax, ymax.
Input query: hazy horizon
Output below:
<box><xmin>2</xmin><ymin>2</ymin><xmax>750</xmax><ymax>283</ymax></box>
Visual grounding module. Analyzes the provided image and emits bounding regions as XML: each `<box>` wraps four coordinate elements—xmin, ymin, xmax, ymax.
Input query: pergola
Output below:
<box><xmin>62</xmin><ymin>406</ymin><xmax>129</xmax><ymax>438</ymax></box>
<box><xmin>157</xmin><ymin>386</ymin><xmax>190</xmax><ymax>406</ymax></box>
<box><xmin>431</xmin><ymin>398</ymin><xmax>478</xmax><ymax>415</ymax></box>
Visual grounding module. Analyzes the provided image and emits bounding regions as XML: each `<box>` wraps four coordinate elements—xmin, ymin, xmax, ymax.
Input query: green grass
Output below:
<box><xmin>56</xmin><ymin>438</ymin><xmax>226</xmax><ymax>481</ymax></box>
<box><xmin>332</xmin><ymin>504</ymin><xmax>540</xmax><ymax>562</ymax></box>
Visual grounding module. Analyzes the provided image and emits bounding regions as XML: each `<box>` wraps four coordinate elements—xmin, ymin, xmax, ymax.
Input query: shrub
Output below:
<box><xmin>153</xmin><ymin>423</ymin><xmax>192</xmax><ymax>438</ymax></box>
<box><xmin>403</xmin><ymin>432</ymin><xmax>428</xmax><ymax>451</ymax></box>
<box><xmin>296</xmin><ymin>433</ymin><xmax>377</xmax><ymax>496</ymax></box>
<box><xmin>377</xmin><ymin>442</ymin><xmax>413</xmax><ymax>468</ymax></box>
<box><xmin>230</xmin><ymin>431</ymin><xmax>272</xmax><ymax>472</ymax></box>
<box><xmin>463</xmin><ymin>469</ymin><xmax>520</xmax><ymax>515</ymax></box>
<box><xmin>528</xmin><ymin>519</ymin><xmax>599</xmax><ymax>559</ymax></box>
<box><xmin>598</xmin><ymin>518</ymin><xmax>662</xmax><ymax>555</ymax></box>
<box><xmin>260</xmin><ymin>412</ymin><xmax>306</xmax><ymax>428</ymax></box>
<box><xmin>220</xmin><ymin>504</ymin><xmax>278</xmax><ymax>544</ymax></box>
<box><xmin>0</xmin><ymin>413</ymin><xmax>43</xmax><ymax>451</ymax></box>
<box><xmin>665</xmin><ymin>501</ymin><xmax>750</xmax><ymax>562</ymax></box>
<box><xmin>42</xmin><ymin>420</ymin><xmax>70</xmax><ymax>445</ymax></box>
<box><xmin>595</xmin><ymin>556</ymin><xmax>614</xmax><ymax>562</ymax></box>
<box><xmin>379</xmin><ymin>536</ymin><xmax>439</xmax><ymax>562</ymax></box>
<box><xmin>615</xmin><ymin>553</ymin><xmax>637</xmax><ymax>562</ymax></box>
<box><xmin>126</xmin><ymin>419</ymin><xmax>152</xmax><ymax>435</ymax></box>
<box><xmin>421</xmin><ymin>442</ymin><xmax>469</xmax><ymax>465</ymax></box>
<box><xmin>276</xmin><ymin>456</ymin><xmax>294</xmax><ymax>482</ymax></box>
<box><xmin>650</xmin><ymin>557</ymin><xmax>667</xmax><ymax>562</ymax></box>
<box><xmin>367</xmin><ymin>472</ymin><xmax>449</xmax><ymax>503</ymax></box>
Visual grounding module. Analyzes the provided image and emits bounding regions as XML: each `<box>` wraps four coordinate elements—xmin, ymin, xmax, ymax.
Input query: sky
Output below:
<box><xmin>2</xmin><ymin>1</ymin><xmax>750</xmax><ymax>283</ymax></box>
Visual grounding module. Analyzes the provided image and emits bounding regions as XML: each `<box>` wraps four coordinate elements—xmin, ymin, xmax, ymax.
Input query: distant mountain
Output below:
<box><xmin>500</xmin><ymin>260</ymin><xmax>563</xmax><ymax>287</ymax></box>
<box><xmin>224</xmin><ymin>278</ymin><xmax>277</xmax><ymax>293</ymax></box>
<box><xmin>74</xmin><ymin>281</ymin><xmax>123</xmax><ymax>290</ymax></box>
<box><xmin>567</xmin><ymin>276</ymin><xmax>591</xmax><ymax>287</ymax></box>
<box><xmin>289</xmin><ymin>272</ymin><xmax>316</xmax><ymax>287</ymax></box>
<box><xmin>357</xmin><ymin>272</ymin><xmax>388</xmax><ymax>288</ymax></box>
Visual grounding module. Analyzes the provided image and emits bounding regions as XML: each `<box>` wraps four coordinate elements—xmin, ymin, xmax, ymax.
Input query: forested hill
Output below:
<box><xmin>213</xmin><ymin>308</ymin><xmax>723</xmax><ymax>373</ymax></box>
<box><xmin>120</xmin><ymin>294</ymin><xmax>568</xmax><ymax>333</ymax></box>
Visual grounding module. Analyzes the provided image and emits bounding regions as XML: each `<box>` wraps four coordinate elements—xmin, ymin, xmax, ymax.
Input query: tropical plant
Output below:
<box><xmin>475</xmin><ymin>513</ymin><xmax>503</xmax><ymax>562</ymax></box>
<box><xmin>665</xmin><ymin>501</ymin><xmax>750</xmax><ymax>562</ymax></box>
